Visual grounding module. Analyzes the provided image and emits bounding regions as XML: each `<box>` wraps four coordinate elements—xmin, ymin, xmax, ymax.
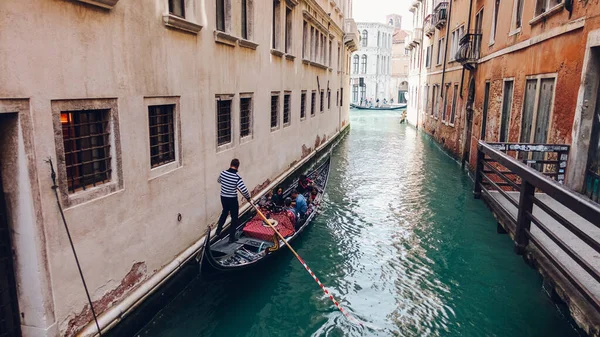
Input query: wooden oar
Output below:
<box><xmin>239</xmin><ymin>189</ymin><xmax>363</xmax><ymax>326</ymax></box>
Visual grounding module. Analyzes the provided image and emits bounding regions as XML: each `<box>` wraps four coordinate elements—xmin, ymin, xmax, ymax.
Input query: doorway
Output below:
<box><xmin>0</xmin><ymin>167</ymin><xmax>21</xmax><ymax>337</ymax></box>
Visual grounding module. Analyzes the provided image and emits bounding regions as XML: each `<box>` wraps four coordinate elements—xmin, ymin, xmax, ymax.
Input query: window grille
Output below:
<box><xmin>216</xmin><ymin>99</ymin><xmax>232</xmax><ymax>146</ymax></box>
<box><xmin>61</xmin><ymin>109</ymin><xmax>112</xmax><ymax>193</ymax></box>
<box><xmin>283</xmin><ymin>93</ymin><xmax>291</xmax><ymax>125</ymax></box>
<box><xmin>240</xmin><ymin>97</ymin><xmax>252</xmax><ymax>137</ymax></box>
<box><xmin>311</xmin><ymin>91</ymin><xmax>316</xmax><ymax>116</ymax></box>
<box><xmin>320</xmin><ymin>90</ymin><xmax>324</xmax><ymax>112</ymax></box>
<box><xmin>327</xmin><ymin>90</ymin><xmax>331</xmax><ymax>110</ymax></box>
<box><xmin>301</xmin><ymin>91</ymin><xmax>306</xmax><ymax>119</ymax></box>
<box><xmin>271</xmin><ymin>94</ymin><xmax>279</xmax><ymax>128</ymax></box>
<box><xmin>148</xmin><ymin>105</ymin><xmax>176</xmax><ymax>168</ymax></box>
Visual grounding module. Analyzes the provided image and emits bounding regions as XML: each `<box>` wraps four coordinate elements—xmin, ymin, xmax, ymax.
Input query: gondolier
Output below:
<box><xmin>216</xmin><ymin>158</ymin><xmax>250</xmax><ymax>243</ymax></box>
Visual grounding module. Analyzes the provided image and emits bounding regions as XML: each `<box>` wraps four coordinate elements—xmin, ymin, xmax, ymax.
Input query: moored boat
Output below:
<box><xmin>201</xmin><ymin>157</ymin><xmax>331</xmax><ymax>273</ymax></box>
<box><xmin>350</xmin><ymin>103</ymin><xmax>407</xmax><ymax>110</ymax></box>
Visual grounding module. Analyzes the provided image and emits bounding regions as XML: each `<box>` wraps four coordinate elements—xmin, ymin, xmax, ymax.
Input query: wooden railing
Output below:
<box><xmin>474</xmin><ymin>141</ymin><xmax>600</xmax><ymax>312</ymax></box>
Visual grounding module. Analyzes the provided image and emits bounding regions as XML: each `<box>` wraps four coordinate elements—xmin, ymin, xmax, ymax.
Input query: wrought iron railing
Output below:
<box><xmin>456</xmin><ymin>33</ymin><xmax>482</xmax><ymax>70</ymax></box>
<box><xmin>433</xmin><ymin>1</ymin><xmax>448</xmax><ymax>28</ymax></box>
<box><xmin>424</xmin><ymin>14</ymin><xmax>434</xmax><ymax>37</ymax></box>
<box><xmin>474</xmin><ymin>141</ymin><xmax>600</xmax><ymax>312</ymax></box>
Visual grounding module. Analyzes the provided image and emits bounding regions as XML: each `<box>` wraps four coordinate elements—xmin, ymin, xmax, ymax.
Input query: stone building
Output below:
<box><xmin>386</xmin><ymin>13</ymin><xmax>403</xmax><ymax>30</ymax></box>
<box><xmin>391</xmin><ymin>28</ymin><xmax>410</xmax><ymax>104</ymax></box>
<box><xmin>0</xmin><ymin>0</ymin><xmax>359</xmax><ymax>336</ymax></box>
<box><xmin>406</xmin><ymin>0</ymin><xmax>600</xmax><ymax>333</ymax></box>
<box><xmin>350</xmin><ymin>22</ymin><xmax>394</xmax><ymax>104</ymax></box>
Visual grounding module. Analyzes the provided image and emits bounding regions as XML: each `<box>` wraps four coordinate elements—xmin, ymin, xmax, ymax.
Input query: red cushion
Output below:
<box><xmin>243</xmin><ymin>213</ymin><xmax>295</xmax><ymax>241</ymax></box>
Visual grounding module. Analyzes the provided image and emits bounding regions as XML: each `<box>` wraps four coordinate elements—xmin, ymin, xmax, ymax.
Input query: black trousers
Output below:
<box><xmin>216</xmin><ymin>196</ymin><xmax>239</xmax><ymax>241</ymax></box>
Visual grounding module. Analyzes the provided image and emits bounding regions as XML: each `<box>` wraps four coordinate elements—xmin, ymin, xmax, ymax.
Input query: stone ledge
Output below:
<box><xmin>163</xmin><ymin>14</ymin><xmax>202</xmax><ymax>34</ymax></box>
<box><xmin>285</xmin><ymin>54</ymin><xmax>296</xmax><ymax>61</ymax></box>
<box><xmin>529</xmin><ymin>3</ymin><xmax>565</xmax><ymax>26</ymax></box>
<box><xmin>239</xmin><ymin>39</ymin><xmax>259</xmax><ymax>50</ymax></box>
<box><xmin>74</xmin><ymin>0</ymin><xmax>119</xmax><ymax>9</ymax></box>
<box><xmin>271</xmin><ymin>49</ymin><xmax>285</xmax><ymax>57</ymax></box>
<box><xmin>214</xmin><ymin>31</ymin><xmax>238</xmax><ymax>47</ymax></box>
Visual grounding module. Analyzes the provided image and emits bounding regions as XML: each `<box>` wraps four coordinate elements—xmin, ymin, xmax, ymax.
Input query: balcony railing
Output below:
<box><xmin>343</xmin><ymin>19</ymin><xmax>359</xmax><ymax>53</ymax></box>
<box><xmin>410</xmin><ymin>28</ymin><xmax>423</xmax><ymax>46</ymax></box>
<box><xmin>456</xmin><ymin>33</ymin><xmax>482</xmax><ymax>70</ymax></box>
<box><xmin>433</xmin><ymin>1</ymin><xmax>448</xmax><ymax>29</ymax></box>
<box><xmin>424</xmin><ymin>14</ymin><xmax>434</xmax><ymax>37</ymax></box>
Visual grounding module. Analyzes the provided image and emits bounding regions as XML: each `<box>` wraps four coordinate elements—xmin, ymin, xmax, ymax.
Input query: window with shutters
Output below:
<box><xmin>500</xmin><ymin>80</ymin><xmax>514</xmax><ymax>142</ymax></box>
<box><xmin>442</xmin><ymin>84</ymin><xmax>449</xmax><ymax>122</ymax></box>
<box><xmin>271</xmin><ymin>92</ymin><xmax>280</xmax><ymax>130</ymax></box>
<box><xmin>216</xmin><ymin>0</ymin><xmax>232</xmax><ymax>32</ymax></box>
<box><xmin>512</xmin><ymin>0</ymin><xmax>524</xmax><ymax>32</ymax></box>
<box><xmin>490</xmin><ymin>0</ymin><xmax>500</xmax><ymax>45</ymax></box>
<box><xmin>535</xmin><ymin>0</ymin><xmax>563</xmax><ymax>18</ymax></box>
<box><xmin>437</xmin><ymin>38</ymin><xmax>444</xmax><ymax>65</ymax></box>
<box><xmin>450</xmin><ymin>84</ymin><xmax>458</xmax><ymax>126</ymax></box>
<box><xmin>283</xmin><ymin>92</ymin><xmax>291</xmax><ymax>126</ymax></box>
<box><xmin>241</xmin><ymin>0</ymin><xmax>254</xmax><ymax>40</ymax></box>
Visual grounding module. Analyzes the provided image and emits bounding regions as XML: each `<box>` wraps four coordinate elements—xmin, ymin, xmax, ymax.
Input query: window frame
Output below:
<box><xmin>148</xmin><ymin>104</ymin><xmax>177</xmax><ymax>169</ymax></box>
<box><xmin>490</xmin><ymin>0</ymin><xmax>500</xmax><ymax>45</ymax></box>
<box><xmin>284</xmin><ymin>5</ymin><xmax>292</xmax><ymax>54</ymax></box>
<box><xmin>518</xmin><ymin>73</ymin><xmax>557</xmax><ymax>143</ymax></box>
<box><xmin>361</xmin><ymin>54</ymin><xmax>367</xmax><ymax>74</ymax></box>
<box><xmin>498</xmin><ymin>79</ymin><xmax>515</xmax><ymax>142</ymax></box>
<box><xmin>283</xmin><ymin>91</ymin><xmax>292</xmax><ymax>127</ymax></box>
<box><xmin>168</xmin><ymin>0</ymin><xmax>185</xmax><ymax>18</ymax></box>
<box><xmin>449</xmin><ymin>84</ymin><xmax>458</xmax><ymax>126</ymax></box>
<box><xmin>52</xmin><ymin>98</ymin><xmax>124</xmax><ymax>207</ymax></box>
<box><xmin>436</xmin><ymin>38</ymin><xmax>445</xmax><ymax>66</ymax></box>
<box><xmin>320</xmin><ymin>90</ymin><xmax>324</xmax><ymax>113</ymax></box>
<box><xmin>510</xmin><ymin>0</ymin><xmax>524</xmax><ymax>35</ymax></box>
<box><xmin>240</xmin><ymin>93</ymin><xmax>254</xmax><ymax>142</ymax></box>
<box><xmin>215</xmin><ymin>94</ymin><xmax>234</xmax><ymax>152</ymax></box>
<box><xmin>311</xmin><ymin>90</ymin><xmax>316</xmax><ymax>116</ymax></box>
<box><xmin>300</xmin><ymin>90</ymin><xmax>307</xmax><ymax>120</ymax></box>
<box><xmin>271</xmin><ymin>91</ymin><xmax>281</xmax><ymax>131</ymax></box>
<box><xmin>361</xmin><ymin>30</ymin><xmax>368</xmax><ymax>47</ymax></box>
<box><xmin>216</xmin><ymin>0</ymin><xmax>232</xmax><ymax>33</ymax></box>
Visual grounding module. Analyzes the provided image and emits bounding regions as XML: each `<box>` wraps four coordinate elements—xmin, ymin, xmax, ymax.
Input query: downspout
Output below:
<box><xmin>439</xmin><ymin>0</ymin><xmax>453</xmax><ymax>102</ymax></box>
<box><xmin>459</xmin><ymin>0</ymin><xmax>475</xmax><ymax>98</ymax></box>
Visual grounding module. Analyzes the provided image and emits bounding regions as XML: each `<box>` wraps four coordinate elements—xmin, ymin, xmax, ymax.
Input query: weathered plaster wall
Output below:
<box><xmin>0</xmin><ymin>0</ymin><xmax>354</xmax><ymax>335</ymax></box>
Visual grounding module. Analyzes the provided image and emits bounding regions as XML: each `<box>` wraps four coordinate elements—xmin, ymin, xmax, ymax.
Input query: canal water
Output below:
<box><xmin>135</xmin><ymin>110</ymin><xmax>581</xmax><ymax>337</ymax></box>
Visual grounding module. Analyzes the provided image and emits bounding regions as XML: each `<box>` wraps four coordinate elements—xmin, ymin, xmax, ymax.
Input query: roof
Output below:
<box><xmin>393</xmin><ymin>29</ymin><xmax>409</xmax><ymax>43</ymax></box>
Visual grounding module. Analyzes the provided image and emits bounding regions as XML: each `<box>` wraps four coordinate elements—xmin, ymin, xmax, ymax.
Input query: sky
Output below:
<box><xmin>352</xmin><ymin>0</ymin><xmax>413</xmax><ymax>30</ymax></box>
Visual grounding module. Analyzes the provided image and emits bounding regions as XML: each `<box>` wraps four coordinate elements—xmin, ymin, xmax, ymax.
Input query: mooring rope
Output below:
<box><xmin>47</xmin><ymin>159</ymin><xmax>103</xmax><ymax>336</ymax></box>
<box><xmin>240</xmin><ymin>189</ymin><xmax>364</xmax><ymax>327</ymax></box>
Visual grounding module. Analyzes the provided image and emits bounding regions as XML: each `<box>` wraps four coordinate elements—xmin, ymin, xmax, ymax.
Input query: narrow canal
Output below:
<box><xmin>135</xmin><ymin>110</ymin><xmax>580</xmax><ymax>337</ymax></box>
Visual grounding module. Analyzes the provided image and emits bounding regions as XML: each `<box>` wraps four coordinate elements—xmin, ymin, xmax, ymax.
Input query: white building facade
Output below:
<box><xmin>350</xmin><ymin>22</ymin><xmax>393</xmax><ymax>104</ymax></box>
<box><xmin>0</xmin><ymin>1</ymin><xmax>359</xmax><ymax>336</ymax></box>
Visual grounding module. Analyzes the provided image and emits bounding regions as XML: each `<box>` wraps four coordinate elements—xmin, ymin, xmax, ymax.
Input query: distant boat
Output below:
<box><xmin>351</xmin><ymin>103</ymin><xmax>407</xmax><ymax>110</ymax></box>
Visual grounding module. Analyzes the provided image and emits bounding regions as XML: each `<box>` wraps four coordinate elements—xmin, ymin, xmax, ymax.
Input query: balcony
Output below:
<box><xmin>343</xmin><ymin>19</ymin><xmax>359</xmax><ymax>53</ymax></box>
<box><xmin>433</xmin><ymin>0</ymin><xmax>448</xmax><ymax>29</ymax></box>
<box><xmin>424</xmin><ymin>14</ymin><xmax>435</xmax><ymax>37</ymax></box>
<box><xmin>409</xmin><ymin>28</ymin><xmax>423</xmax><ymax>47</ymax></box>
<box><xmin>411</xmin><ymin>0</ymin><xmax>421</xmax><ymax>10</ymax></box>
<box><xmin>405</xmin><ymin>35</ymin><xmax>414</xmax><ymax>50</ymax></box>
<box><xmin>456</xmin><ymin>33</ymin><xmax>482</xmax><ymax>70</ymax></box>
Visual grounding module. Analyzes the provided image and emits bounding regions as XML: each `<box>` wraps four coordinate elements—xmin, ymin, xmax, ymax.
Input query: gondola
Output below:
<box><xmin>200</xmin><ymin>156</ymin><xmax>331</xmax><ymax>273</ymax></box>
<box><xmin>350</xmin><ymin>103</ymin><xmax>407</xmax><ymax>110</ymax></box>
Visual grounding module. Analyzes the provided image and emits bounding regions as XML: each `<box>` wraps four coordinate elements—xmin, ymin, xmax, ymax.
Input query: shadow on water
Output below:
<box><xmin>132</xmin><ymin>110</ymin><xmax>582</xmax><ymax>337</ymax></box>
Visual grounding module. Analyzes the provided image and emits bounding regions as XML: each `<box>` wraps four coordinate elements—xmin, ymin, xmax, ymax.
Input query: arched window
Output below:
<box><xmin>352</xmin><ymin>54</ymin><xmax>359</xmax><ymax>74</ymax></box>
<box><xmin>361</xmin><ymin>54</ymin><xmax>367</xmax><ymax>74</ymax></box>
<box><xmin>361</xmin><ymin>30</ymin><xmax>368</xmax><ymax>47</ymax></box>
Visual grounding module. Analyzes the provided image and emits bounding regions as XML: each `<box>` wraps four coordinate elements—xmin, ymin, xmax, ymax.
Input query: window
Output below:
<box><xmin>216</xmin><ymin>98</ymin><xmax>232</xmax><ymax>146</ymax></box>
<box><xmin>337</xmin><ymin>45</ymin><xmax>341</xmax><ymax>71</ymax></box>
<box><xmin>302</xmin><ymin>21</ymin><xmax>308</xmax><ymax>58</ymax></box>
<box><xmin>377</xmin><ymin>31</ymin><xmax>380</xmax><ymax>47</ymax></box>
<box><xmin>431</xmin><ymin>85</ymin><xmax>437</xmax><ymax>117</ymax></box>
<box><xmin>340</xmin><ymin>88</ymin><xmax>343</xmax><ymax>106</ymax></box>
<box><xmin>490</xmin><ymin>0</ymin><xmax>500</xmax><ymax>44</ymax></box>
<box><xmin>361</xmin><ymin>30</ymin><xmax>368</xmax><ymax>47</ymax></box>
<box><xmin>283</xmin><ymin>92</ymin><xmax>291</xmax><ymax>126</ymax></box>
<box><xmin>285</xmin><ymin>6</ymin><xmax>292</xmax><ymax>53</ymax></box>
<box><xmin>169</xmin><ymin>0</ymin><xmax>185</xmax><ymax>17</ymax></box>
<box><xmin>361</xmin><ymin>54</ymin><xmax>367</xmax><ymax>74</ymax></box>
<box><xmin>301</xmin><ymin>91</ymin><xmax>307</xmax><ymax>119</ymax></box>
<box><xmin>450</xmin><ymin>84</ymin><xmax>458</xmax><ymax>125</ymax></box>
<box><xmin>450</xmin><ymin>26</ymin><xmax>464</xmax><ymax>61</ymax></box>
<box><xmin>241</xmin><ymin>0</ymin><xmax>248</xmax><ymax>39</ymax></box>
<box><xmin>360</xmin><ymin>85</ymin><xmax>366</xmax><ymax>102</ymax></box>
<box><xmin>535</xmin><ymin>0</ymin><xmax>562</xmax><ymax>17</ymax></box>
<box><xmin>329</xmin><ymin>39</ymin><xmax>333</xmax><ymax>67</ymax></box>
<box><xmin>240</xmin><ymin>95</ymin><xmax>252</xmax><ymax>138</ymax></box>
<box><xmin>336</xmin><ymin>90</ymin><xmax>339</xmax><ymax>106</ymax></box>
<box><xmin>352</xmin><ymin>85</ymin><xmax>359</xmax><ymax>103</ymax></box>
<box><xmin>482</xmin><ymin>82</ymin><xmax>491</xmax><ymax>140</ymax></box>
<box><xmin>424</xmin><ymin>85</ymin><xmax>430</xmax><ymax>116</ymax></box>
<box><xmin>442</xmin><ymin>85</ymin><xmax>449</xmax><ymax>122</ymax></box>
<box><xmin>216</xmin><ymin>0</ymin><xmax>225</xmax><ymax>31</ymax></box>
<box><xmin>61</xmin><ymin>109</ymin><xmax>111</xmax><ymax>193</ymax></box>
<box><xmin>437</xmin><ymin>38</ymin><xmax>445</xmax><ymax>65</ymax></box>
<box><xmin>320</xmin><ymin>90</ymin><xmax>324</xmax><ymax>113</ymax></box>
<box><xmin>271</xmin><ymin>92</ymin><xmax>280</xmax><ymax>129</ymax></box>
<box><xmin>425</xmin><ymin>45</ymin><xmax>432</xmax><ymax>68</ymax></box>
<box><xmin>327</xmin><ymin>89</ymin><xmax>331</xmax><ymax>110</ymax></box>
<box><xmin>353</xmin><ymin>55</ymin><xmax>359</xmax><ymax>74</ymax></box>
<box><xmin>272</xmin><ymin>0</ymin><xmax>281</xmax><ymax>49</ymax></box>
<box><xmin>310</xmin><ymin>27</ymin><xmax>315</xmax><ymax>61</ymax></box>
<box><xmin>499</xmin><ymin>80</ymin><xmax>514</xmax><ymax>142</ymax></box>
<box><xmin>513</xmin><ymin>0</ymin><xmax>524</xmax><ymax>29</ymax></box>
<box><xmin>311</xmin><ymin>91</ymin><xmax>316</xmax><ymax>116</ymax></box>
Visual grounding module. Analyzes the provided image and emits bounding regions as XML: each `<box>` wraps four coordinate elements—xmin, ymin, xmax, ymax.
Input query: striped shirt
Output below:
<box><xmin>217</xmin><ymin>168</ymin><xmax>250</xmax><ymax>199</ymax></box>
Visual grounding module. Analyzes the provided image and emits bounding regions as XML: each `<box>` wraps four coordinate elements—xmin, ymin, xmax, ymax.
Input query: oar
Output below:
<box><xmin>239</xmin><ymin>189</ymin><xmax>364</xmax><ymax>326</ymax></box>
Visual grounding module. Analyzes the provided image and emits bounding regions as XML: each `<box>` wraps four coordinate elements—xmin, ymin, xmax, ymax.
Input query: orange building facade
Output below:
<box><xmin>407</xmin><ymin>0</ymin><xmax>600</xmax><ymax>196</ymax></box>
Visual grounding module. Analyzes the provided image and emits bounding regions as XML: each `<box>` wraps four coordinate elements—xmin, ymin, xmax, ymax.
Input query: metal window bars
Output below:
<box><xmin>300</xmin><ymin>92</ymin><xmax>306</xmax><ymax>119</ymax></box>
<box><xmin>149</xmin><ymin>105</ymin><xmax>176</xmax><ymax>167</ymax></box>
<box><xmin>320</xmin><ymin>90</ymin><xmax>324</xmax><ymax>112</ymax></box>
<box><xmin>216</xmin><ymin>100</ymin><xmax>232</xmax><ymax>146</ymax></box>
<box><xmin>271</xmin><ymin>94</ymin><xmax>279</xmax><ymax>128</ymax></box>
<box><xmin>61</xmin><ymin>110</ymin><xmax>112</xmax><ymax>193</ymax></box>
<box><xmin>311</xmin><ymin>92</ymin><xmax>316</xmax><ymax>116</ymax></box>
<box><xmin>240</xmin><ymin>97</ymin><xmax>252</xmax><ymax>138</ymax></box>
<box><xmin>283</xmin><ymin>94</ymin><xmax>291</xmax><ymax>125</ymax></box>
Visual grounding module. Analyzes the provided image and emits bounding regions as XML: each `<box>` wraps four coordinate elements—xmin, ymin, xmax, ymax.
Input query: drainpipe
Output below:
<box><xmin>459</xmin><ymin>0</ymin><xmax>475</xmax><ymax>98</ymax></box>
<box><xmin>439</xmin><ymin>0</ymin><xmax>453</xmax><ymax>103</ymax></box>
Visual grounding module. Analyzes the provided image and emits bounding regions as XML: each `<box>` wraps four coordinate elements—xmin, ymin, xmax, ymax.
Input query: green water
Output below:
<box><xmin>137</xmin><ymin>110</ymin><xmax>581</xmax><ymax>337</ymax></box>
